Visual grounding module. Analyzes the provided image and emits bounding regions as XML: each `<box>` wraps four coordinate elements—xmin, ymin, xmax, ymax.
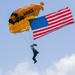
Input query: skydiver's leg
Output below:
<box><xmin>32</xmin><ymin>49</ymin><xmax>39</xmax><ymax>64</ymax></box>
<box><xmin>32</xmin><ymin>54</ymin><xmax>37</xmax><ymax>64</ymax></box>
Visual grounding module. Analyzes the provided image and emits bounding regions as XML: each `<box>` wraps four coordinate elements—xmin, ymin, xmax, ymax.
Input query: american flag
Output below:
<box><xmin>30</xmin><ymin>7</ymin><xmax>74</xmax><ymax>40</ymax></box>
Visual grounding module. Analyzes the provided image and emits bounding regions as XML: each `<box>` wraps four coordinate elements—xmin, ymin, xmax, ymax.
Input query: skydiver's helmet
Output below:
<box><xmin>30</xmin><ymin>44</ymin><xmax>37</xmax><ymax>47</ymax></box>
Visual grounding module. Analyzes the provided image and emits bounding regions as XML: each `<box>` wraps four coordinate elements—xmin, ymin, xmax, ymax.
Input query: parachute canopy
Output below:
<box><xmin>8</xmin><ymin>2</ymin><xmax>44</xmax><ymax>34</ymax></box>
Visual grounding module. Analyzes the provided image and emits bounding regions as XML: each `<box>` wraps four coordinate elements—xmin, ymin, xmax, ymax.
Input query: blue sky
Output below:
<box><xmin>0</xmin><ymin>0</ymin><xmax>75</xmax><ymax>75</ymax></box>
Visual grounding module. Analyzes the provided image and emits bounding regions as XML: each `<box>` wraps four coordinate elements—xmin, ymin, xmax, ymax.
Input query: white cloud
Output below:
<box><xmin>7</xmin><ymin>62</ymin><xmax>39</xmax><ymax>75</ymax></box>
<box><xmin>45</xmin><ymin>54</ymin><xmax>75</xmax><ymax>75</ymax></box>
<box><xmin>0</xmin><ymin>68</ymin><xmax>3</xmax><ymax>75</ymax></box>
<box><xmin>1</xmin><ymin>54</ymin><xmax>75</xmax><ymax>75</ymax></box>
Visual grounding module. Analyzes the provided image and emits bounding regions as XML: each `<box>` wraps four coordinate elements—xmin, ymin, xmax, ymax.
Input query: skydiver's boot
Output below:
<box><xmin>32</xmin><ymin>56</ymin><xmax>37</xmax><ymax>64</ymax></box>
<box><xmin>34</xmin><ymin>60</ymin><xmax>37</xmax><ymax>64</ymax></box>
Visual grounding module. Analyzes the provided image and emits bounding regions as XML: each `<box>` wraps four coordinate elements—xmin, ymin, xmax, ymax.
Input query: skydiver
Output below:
<box><xmin>30</xmin><ymin>44</ymin><xmax>39</xmax><ymax>64</ymax></box>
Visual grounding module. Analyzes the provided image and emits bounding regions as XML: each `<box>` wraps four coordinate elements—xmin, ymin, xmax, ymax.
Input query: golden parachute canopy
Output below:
<box><xmin>8</xmin><ymin>2</ymin><xmax>44</xmax><ymax>34</ymax></box>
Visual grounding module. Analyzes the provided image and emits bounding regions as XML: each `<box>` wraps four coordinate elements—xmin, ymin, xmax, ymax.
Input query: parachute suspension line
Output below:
<box><xmin>21</xmin><ymin>34</ymin><xmax>30</xmax><ymax>46</ymax></box>
<box><xmin>27</xmin><ymin>30</ymin><xmax>33</xmax><ymax>45</ymax></box>
<box><xmin>20</xmin><ymin>30</ymin><xmax>34</xmax><ymax>47</ymax></box>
